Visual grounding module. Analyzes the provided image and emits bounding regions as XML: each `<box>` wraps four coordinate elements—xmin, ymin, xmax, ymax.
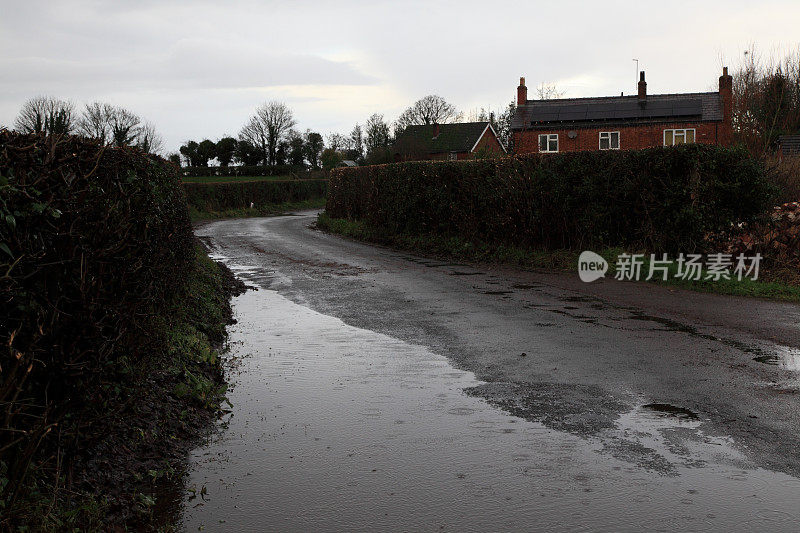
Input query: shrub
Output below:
<box><xmin>327</xmin><ymin>144</ymin><xmax>775</xmax><ymax>253</ymax></box>
<box><xmin>766</xmin><ymin>155</ymin><xmax>800</xmax><ymax>204</ymax></box>
<box><xmin>0</xmin><ymin>132</ymin><xmax>194</xmax><ymax>509</ymax></box>
<box><xmin>184</xmin><ymin>179</ymin><xmax>328</xmax><ymax>212</ymax></box>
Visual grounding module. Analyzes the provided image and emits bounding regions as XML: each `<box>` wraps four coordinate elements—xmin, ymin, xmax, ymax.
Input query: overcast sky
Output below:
<box><xmin>2</xmin><ymin>0</ymin><xmax>799</xmax><ymax>154</ymax></box>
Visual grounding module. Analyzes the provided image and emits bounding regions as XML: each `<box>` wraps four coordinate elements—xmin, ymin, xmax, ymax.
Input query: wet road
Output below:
<box><xmin>186</xmin><ymin>211</ymin><xmax>800</xmax><ymax>531</ymax></box>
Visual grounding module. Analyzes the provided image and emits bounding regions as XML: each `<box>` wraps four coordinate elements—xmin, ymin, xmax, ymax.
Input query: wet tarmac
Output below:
<box><xmin>184</xmin><ymin>212</ymin><xmax>800</xmax><ymax>531</ymax></box>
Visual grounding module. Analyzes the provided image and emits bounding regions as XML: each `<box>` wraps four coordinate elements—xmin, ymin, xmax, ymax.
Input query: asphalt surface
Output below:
<box><xmin>196</xmin><ymin>210</ymin><xmax>800</xmax><ymax>478</ymax></box>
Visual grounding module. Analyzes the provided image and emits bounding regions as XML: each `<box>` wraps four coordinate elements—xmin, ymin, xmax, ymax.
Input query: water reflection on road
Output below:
<box><xmin>180</xmin><ymin>259</ymin><xmax>800</xmax><ymax>532</ymax></box>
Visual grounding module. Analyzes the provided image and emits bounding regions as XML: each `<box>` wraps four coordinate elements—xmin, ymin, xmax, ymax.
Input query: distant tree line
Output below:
<box><xmin>6</xmin><ymin>91</ymin><xmax>520</xmax><ymax>170</ymax></box>
<box><xmin>177</xmin><ymin>101</ymin><xmax>403</xmax><ymax>170</ymax></box>
<box><xmin>12</xmin><ymin>96</ymin><xmax>164</xmax><ymax>154</ymax></box>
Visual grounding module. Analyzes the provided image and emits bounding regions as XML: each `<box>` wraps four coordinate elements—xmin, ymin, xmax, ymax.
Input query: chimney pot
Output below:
<box><xmin>638</xmin><ymin>70</ymin><xmax>647</xmax><ymax>101</ymax></box>
<box><xmin>517</xmin><ymin>76</ymin><xmax>528</xmax><ymax>105</ymax></box>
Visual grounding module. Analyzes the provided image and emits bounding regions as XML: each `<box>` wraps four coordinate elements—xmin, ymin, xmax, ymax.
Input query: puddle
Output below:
<box><xmin>175</xmin><ymin>257</ymin><xmax>800</xmax><ymax>532</ymax></box>
<box><xmin>753</xmin><ymin>346</ymin><xmax>800</xmax><ymax>372</ymax></box>
<box><xmin>642</xmin><ymin>403</ymin><xmax>699</xmax><ymax>420</ymax></box>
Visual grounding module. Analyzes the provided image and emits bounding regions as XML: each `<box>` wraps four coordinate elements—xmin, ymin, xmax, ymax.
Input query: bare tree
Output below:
<box><xmin>137</xmin><ymin>121</ymin><xmax>164</xmax><ymax>155</ymax></box>
<box><xmin>395</xmin><ymin>95</ymin><xmax>461</xmax><ymax>131</ymax></box>
<box><xmin>349</xmin><ymin>124</ymin><xmax>364</xmax><ymax>161</ymax></box>
<box><xmin>239</xmin><ymin>101</ymin><xmax>296</xmax><ymax>165</ymax></box>
<box><xmin>78</xmin><ymin>102</ymin><xmax>114</xmax><ymax>144</ymax></box>
<box><xmin>239</xmin><ymin>116</ymin><xmax>268</xmax><ymax>164</ymax></box>
<box><xmin>326</xmin><ymin>133</ymin><xmax>348</xmax><ymax>152</ymax></box>
<box><xmin>14</xmin><ymin>96</ymin><xmax>76</xmax><ymax>135</ymax></box>
<box><xmin>732</xmin><ymin>45</ymin><xmax>800</xmax><ymax>155</ymax></box>
<box><xmin>364</xmin><ymin>113</ymin><xmax>391</xmax><ymax>156</ymax></box>
<box><xmin>108</xmin><ymin>107</ymin><xmax>141</xmax><ymax>147</ymax></box>
<box><xmin>535</xmin><ymin>82</ymin><xmax>565</xmax><ymax>100</ymax></box>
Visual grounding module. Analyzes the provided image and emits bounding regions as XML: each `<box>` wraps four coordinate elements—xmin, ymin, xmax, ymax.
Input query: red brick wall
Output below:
<box><xmin>422</xmin><ymin>128</ymin><xmax>505</xmax><ymax>161</ymax></box>
<box><xmin>513</xmin><ymin>121</ymin><xmax>724</xmax><ymax>154</ymax></box>
<box><xmin>469</xmin><ymin>127</ymin><xmax>505</xmax><ymax>156</ymax></box>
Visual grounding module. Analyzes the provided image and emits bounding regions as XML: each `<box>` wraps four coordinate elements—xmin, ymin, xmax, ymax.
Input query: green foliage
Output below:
<box><xmin>197</xmin><ymin>139</ymin><xmax>217</xmax><ymax>167</ymax></box>
<box><xmin>235</xmin><ymin>139</ymin><xmax>262</xmax><ymax>166</ymax></box>
<box><xmin>180</xmin><ymin>140</ymin><xmax>203</xmax><ymax>166</ymax></box>
<box><xmin>216</xmin><ymin>136</ymin><xmax>237</xmax><ymax>167</ymax></box>
<box><xmin>0</xmin><ymin>131</ymin><xmax>198</xmax><ymax>524</ymax></box>
<box><xmin>321</xmin><ymin>148</ymin><xmax>344</xmax><ymax>170</ymax></box>
<box><xmin>304</xmin><ymin>131</ymin><xmax>324</xmax><ymax>169</ymax></box>
<box><xmin>184</xmin><ymin>178</ymin><xmax>328</xmax><ymax>213</ymax></box>
<box><xmin>327</xmin><ymin>144</ymin><xmax>775</xmax><ymax>254</ymax></box>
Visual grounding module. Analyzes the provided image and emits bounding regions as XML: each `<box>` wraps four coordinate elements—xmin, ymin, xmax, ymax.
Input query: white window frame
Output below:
<box><xmin>663</xmin><ymin>128</ymin><xmax>696</xmax><ymax>146</ymax></box>
<box><xmin>538</xmin><ymin>134</ymin><xmax>559</xmax><ymax>153</ymax></box>
<box><xmin>448</xmin><ymin>152</ymin><xmax>458</xmax><ymax>161</ymax></box>
<box><xmin>599</xmin><ymin>131</ymin><xmax>620</xmax><ymax>150</ymax></box>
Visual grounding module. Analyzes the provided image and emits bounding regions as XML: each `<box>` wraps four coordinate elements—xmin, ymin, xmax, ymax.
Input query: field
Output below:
<box><xmin>181</xmin><ymin>174</ymin><xmax>305</xmax><ymax>184</ymax></box>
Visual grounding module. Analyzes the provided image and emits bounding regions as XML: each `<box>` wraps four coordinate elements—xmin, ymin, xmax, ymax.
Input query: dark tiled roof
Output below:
<box><xmin>779</xmin><ymin>135</ymin><xmax>800</xmax><ymax>156</ymax></box>
<box><xmin>512</xmin><ymin>92</ymin><xmax>724</xmax><ymax>130</ymax></box>
<box><xmin>394</xmin><ymin>122</ymin><xmax>491</xmax><ymax>154</ymax></box>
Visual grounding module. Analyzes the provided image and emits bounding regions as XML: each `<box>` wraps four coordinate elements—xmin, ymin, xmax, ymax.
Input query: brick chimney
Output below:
<box><xmin>432</xmin><ymin>123</ymin><xmax>440</xmax><ymax>138</ymax></box>
<box><xmin>517</xmin><ymin>77</ymin><xmax>527</xmax><ymax>105</ymax></box>
<box><xmin>718</xmin><ymin>66</ymin><xmax>734</xmax><ymax>146</ymax></box>
<box><xmin>637</xmin><ymin>71</ymin><xmax>647</xmax><ymax>101</ymax></box>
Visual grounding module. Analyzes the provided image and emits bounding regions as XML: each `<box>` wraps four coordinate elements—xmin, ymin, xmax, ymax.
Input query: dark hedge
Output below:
<box><xmin>327</xmin><ymin>144</ymin><xmax>775</xmax><ymax>253</ymax></box>
<box><xmin>179</xmin><ymin>164</ymin><xmax>305</xmax><ymax>177</ymax></box>
<box><xmin>0</xmin><ymin>132</ymin><xmax>194</xmax><ymax>505</ymax></box>
<box><xmin>184</xmin><ymin>179</ymin><xmax>328</xmax><ymax>212</ymax></box>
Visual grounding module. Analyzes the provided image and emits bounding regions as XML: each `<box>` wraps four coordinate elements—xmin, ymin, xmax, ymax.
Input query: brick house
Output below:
<box><xmin>392</xmin><ymin>121</ymin><xmax>506</xmax><ymax>162</ymax></box>
<box><xmin>511</xmin><ymin>68</ymin><xmax>734</xmax><ymax>153</ymax></box>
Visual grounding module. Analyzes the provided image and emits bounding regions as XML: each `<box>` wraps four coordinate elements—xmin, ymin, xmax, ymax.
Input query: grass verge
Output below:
<box><xmin>317</xmin><ymin>212</ymin><xmax>800</xmax><ymax>303</ymax></box>
<box><xmin>189</xmin><ymin>197</ymin><xmax>326</xmax><ymax>221</ymax></box>
<box><xmin>4</xmin><ymin>244</ymin><xmax>246</xmax><ymax>531</ymax></box>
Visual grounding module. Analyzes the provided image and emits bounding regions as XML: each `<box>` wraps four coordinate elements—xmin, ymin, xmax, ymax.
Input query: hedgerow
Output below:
<box><xmin>184</xmin><ymin>178</ymin><xmax>328</xmax><ymax>213</ymax></box>
<box><xmin>0</xmin><ymin>131</ymin><xmax>217</xmax><ymax>524</ymax></box>
<box><xmin>327</xmin><ymin>144</ymin><xmax>775</xmax><ymax>253</ymax></box>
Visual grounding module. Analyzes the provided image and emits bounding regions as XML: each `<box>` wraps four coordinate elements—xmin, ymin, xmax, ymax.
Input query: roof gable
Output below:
<box><xmin>394</xmin><ymin>122</ymin><xmax>494</xmax><ymax>154</ymax></box>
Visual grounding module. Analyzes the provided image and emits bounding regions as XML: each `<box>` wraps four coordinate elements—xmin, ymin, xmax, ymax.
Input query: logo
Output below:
<box><xmin>578</xmin><ymin>251</ymin><xmax>608</xmax><ymax>282</ymax></box>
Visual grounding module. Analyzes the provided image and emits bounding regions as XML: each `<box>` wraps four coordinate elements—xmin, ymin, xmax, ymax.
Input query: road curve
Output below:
<box><xmin>196</xmin><ymin>211</ymin><xmax>800</xmax><ymax>477</ymax></box>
